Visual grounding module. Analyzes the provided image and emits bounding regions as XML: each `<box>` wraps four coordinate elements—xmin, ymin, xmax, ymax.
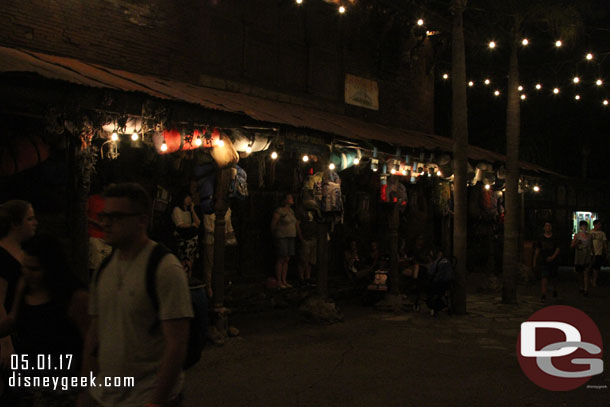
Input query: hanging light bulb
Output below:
<box><xmin>521</xmin><ymin>38</ymin><xmax>529</xmax><ymax>46</ymax></box>
<box><xmin>271</xmin><ymin>151</ymin><xmax>278</xmax><ymax>160</ymax></box>
<box><xmin>215</xmin><ymin>138</ymin><xmax>224</xmax><ymax>147</ymax></box>
<box><xmin>302</xmin><ymin>154</ymin><xmax>309</xmax><ymax>162</ymax></box>
<box><xmin>437</xmin><ymin>170</ymin><xmax>442</xmax><ymax>177</ymax></box>
<box><xmin>535</xmin><ymin>83</ymin><xmax>542</xmax><ymax>90</ymax></box>
<box><xmin>417</xmin><ymin>18</ymin><xmax>424</xmax><ymax>26</ymax></box>
<box><xmin>160</xmin><ymin>140</ymin><xmax>168</xmax><ymax>152</ymax></box>
<box><xmin>245</xmin><ymin>145</ymin><xmax>252</xmax><ymax>154</ymax></box>
<box><xmin>468</xmin><ymin>81</ymin><xmax>474</xmax><ymax>87</ymax></box>
<box><xmin>111</xmin><ymin>132</ymin><xmax>119</xmax><ymax>142</ymax></box>
<box><xmin>520</xmin><ymin>94</ymin><xmax>527</xmax><ymax>100</ymax></box>
<box><xmin>353</xmin><ymin>157</ymin><xmax>360</xmax><ymax>165</ymax></box>
<box><xmin>195</xmin><ymin>136</ymin><xmax>203</xmax><ymax>147</ymax></box>
<box><xmin>296</xmin><ymin>0</ymin><xmax>303</xmax><ymax>4</ymax></box>
<box><xmin>603</xmin><ymin>99</ymin><xmax>609</xmax><ymax>106</ymax></box>
<box><xmin>518</xmin><ymin>85</ymin><xmax>523</xmax><ymax>91</ymax></box>
<box><xmin>484</xmin><ymin>78</ymin><xmax>491</xmax><ymax>85</ymax></box>
<box><xmin>484</xmin><ymin>184</ymin><xmax>491</xmax><ymax>190</ymax></box>
<box><xmin>131</xmin><ymin>132</ymin><xmax>138</xmax><ymax>141</ymax></box>
<box><xmin>390</xmin><ymin>168</ymin><xmax>396</xmax><ymax>175</ymax></box>
<box><xmin>338</xmin><ymin>5</ymin><xmax>345</xmax><ymax>13</ymax></box>
<box><xmin>555</xmin><ymin>40</ymin><xmax>562</xmax><ymax>47</ymax></box>
<box><xmin>573</xmin><ymin>76</ymin><xmax>580</xmax><ymax>84</ymax></box>
<box><xmin>494</xmin><ymin>90</ymin><xmax>501</xmax><ymax>96</ymax></box>
<box><xmin>596</xmin><ymin>79</ymin><xmax>603</xmax><ymax>86</ymax></box>
<box><xmin>329</xmin><ymin>163</ymin><xmax>336</xmax><ymax>170</ymax></box>
<box><xmin>553</xmin><ymin>87</ymin><xmax>560</xmax><ymax>94</ymax></box>
<box><xmin>575</xmin><ymin>95</ymin><xmax>581</xmax><ymax>101</ymax></box>
<box><xmin>488</xmin><ymin>41</ymin><xmax>496</xmax><ymax>49</ymax></box>
<box><xmin>586</xmin><ymin>53</ymin><xmax>594</xmax><ymax>61</ymax></box>
<box><xmin>533</xmin><ymin>185</ymin><xmax>540</xmax><ymax>192</ymax></box>
<box><xmin>442</xmin><ymin>73</ymin><xmax>449</xmax><ymax>80</ymax></box>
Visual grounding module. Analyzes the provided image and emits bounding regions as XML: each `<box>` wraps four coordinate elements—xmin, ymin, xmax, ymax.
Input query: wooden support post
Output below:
<box><xmin>212</xmin><ymin>167</ymin><xmax>232</xmax><ymax>331</ymax></box>
<box><xmin>316</xmin><ymin>220</ymin><xmax>329</xmax><ymax>298</ymax></box>
<box><xmin>388</xmin><ymin>203</ymin><xmax>400</xmax><ymax>295</ymax></box>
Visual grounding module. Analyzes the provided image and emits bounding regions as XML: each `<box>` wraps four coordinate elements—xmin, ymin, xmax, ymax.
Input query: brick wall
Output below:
<box><xmin>0</xmin><ymin>0</ymin><xmax>433</xmax><ymax>133</ymax></box>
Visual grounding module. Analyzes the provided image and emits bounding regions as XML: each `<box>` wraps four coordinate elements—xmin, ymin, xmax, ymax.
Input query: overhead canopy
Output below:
<box><xmin>0</xmin><ymin>45</ymin><xmax>555</xmax><ymax>174</ymax></box>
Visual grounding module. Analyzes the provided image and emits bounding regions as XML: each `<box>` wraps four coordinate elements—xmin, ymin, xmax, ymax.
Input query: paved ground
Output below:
<box><xmin>184</xmin><ymin>279</ymin><xmax>610</xmax><ymax>407</ymax></box>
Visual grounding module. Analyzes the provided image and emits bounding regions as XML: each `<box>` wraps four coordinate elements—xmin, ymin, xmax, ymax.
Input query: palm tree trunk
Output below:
<box><xmin>502</xmin><ymin>23</ymin><xmax>520</xmax><ymax>304</ymax></box>
<box><xmin>450</xmin><ymin>0</ymin><xmax>468</xmax><ymax>314</ymax></box>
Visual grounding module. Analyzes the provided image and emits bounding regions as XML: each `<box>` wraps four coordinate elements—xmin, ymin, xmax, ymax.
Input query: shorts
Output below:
<box><xmin>592</xmin><ymin>255</ymin><xmax>605</xmax><ymax>269</ymax></box>
<box><xmin>298</xmin><ymin>239</ymin><xmax>317</xmax><ymax>265</ymax></box>
<box><xmin>275</xmin><ymin>237</ymin><xmax>295</xmax><ymax>258</ymax></box>
<box><xmin>540</xmin><ymin>262</ymin><xmax>558</xmax><ymax>278</ymax></box>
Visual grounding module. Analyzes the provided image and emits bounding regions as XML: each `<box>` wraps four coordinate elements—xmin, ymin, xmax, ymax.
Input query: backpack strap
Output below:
<box><xmin>145</xmin><ymin>243</ymin><xmax>172</xmax><ymax>333</ymax></box>
<box><xmin>94</xmin><ymin>249</ymin><xmax>116</xmax><ymax>285</ymax></box>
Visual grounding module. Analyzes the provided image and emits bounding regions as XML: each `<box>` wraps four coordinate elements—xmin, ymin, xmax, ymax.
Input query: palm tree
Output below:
<box><xmin>450</xmin><ymin>0</ymin><xmax>469</xmax><ymax>314</ymax></box>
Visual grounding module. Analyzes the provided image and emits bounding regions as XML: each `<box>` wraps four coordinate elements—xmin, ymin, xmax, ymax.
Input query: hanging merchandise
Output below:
<box><xmin>102</xmin><ymin>117</ymin><xmax>142</xmax><ymax>136</ymax></box>
<box><xmin>433</xmin><ymin>181</ymin><xmax>451</xmax><ymax>216</ymax></box>
<box><xmin>304</xmin><ymin>171</ymin><xmax>324</xmax><ymax>202</ymax></box>
<box><xmin>194</xmin><ymin>163</ymin><xmax>216</xmax><ymax>214</ymax></box>
<box><xmin>329</xmin><ymin>149</ymin><xmax>361</xmax><ymax>171</ymax></box>
<box><xmin>210</xmin><ymin>131</ymin><xmax>239</xmax><ymax>168</ymax></box>
<box><xmin>153</xmin><ymin>129</ymin><xmax>201</xmax><ymax>154</ymax></box>
<box><xmin>0</xmin><ymin>135</ymin><xmax>50</xmax><ymax>176</ymax></box>
<box><xmin>321</xmin><ymin>169</ymin><xmax>343</xmax><ymax>213</ymax></box>
<box><xmin>229</xmin><ymin>165</ymin><xmax>248</xmax><ymax>200</ymax></box>
<box><xmin>232</xmin><ymin>132</ymin><xmax>271</xmax><ymax>153</ymax></box>
<box><xmin>384</xmin><ymin>176</ymin><xmax>407</xmax><ymax>205</ymax></box>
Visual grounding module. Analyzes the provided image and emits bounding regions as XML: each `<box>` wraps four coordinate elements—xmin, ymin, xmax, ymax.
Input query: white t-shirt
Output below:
<box><xmin>591</xmin><ymin>230</ymin><xmax>607</xmax><ymax>256</ymax></box>
<box><xmin>89</xmin><ymin>241</ymin><xmax>193</xmax><ymax>407</ymax></box>
<box><xmin>172</xmin><ymin>206</ymin><xmax>193</xmax><ymax>227</ymax></box>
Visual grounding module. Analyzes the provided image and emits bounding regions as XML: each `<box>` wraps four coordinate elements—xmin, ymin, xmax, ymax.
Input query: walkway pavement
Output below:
<box><xmin>184</xmin><ymin>279</ymin><xmax>610</xmax><ymax>407</ymax></box>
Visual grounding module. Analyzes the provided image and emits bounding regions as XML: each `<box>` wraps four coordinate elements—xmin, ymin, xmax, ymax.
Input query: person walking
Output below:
<box><xmin>534</xmin><ymin>221</ymin><xmax>561</xmax><ymax>303</ymax></box>
<box><xmin>571</xmin><ymin>220</ymin><xmax>593</xmax><ymax>296</ymax></box>
<box><xmin>271</xmin><ymin>193</ymin><xmax>297</xmax><ymax>289</ymax></box>
<box><xmin>79</xmin><ymin>183</ymin><xmax>193</xmax><ymax>407</ymax></box>
<box><xmin>590</xmin><ymin>219</ymin><xmax>607</xmax><ymax>289</ymax></box>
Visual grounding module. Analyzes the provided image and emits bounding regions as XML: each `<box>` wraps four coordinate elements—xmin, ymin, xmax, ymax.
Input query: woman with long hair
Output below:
<box><xmin>271</xmin><ymin>193</ymin><xmax>298</xmax><ymax>288</ymax></box>
<box><xmin>171</xmin><ymin>191</ymin><xmax>201</xmax><ymax>278</ymax></box>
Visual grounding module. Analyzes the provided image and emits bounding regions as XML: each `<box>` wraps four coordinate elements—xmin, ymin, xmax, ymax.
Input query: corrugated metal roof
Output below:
<box><xmin>0</xmin><ymin>45</ymin><xmax>554</xmax><ymax>174</ymax></box>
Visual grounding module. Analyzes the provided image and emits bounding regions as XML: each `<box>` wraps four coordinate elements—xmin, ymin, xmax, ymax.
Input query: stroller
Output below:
<box><xmin>426</xmin><ymin>256</ymin><xmax>456</xmax><ymax>316</ymax></box>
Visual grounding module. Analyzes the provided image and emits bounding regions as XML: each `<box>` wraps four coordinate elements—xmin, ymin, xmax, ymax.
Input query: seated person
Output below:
<box><xmin>344</xmin><ymin>240</ymin><xmax>380</xmax><ymax>281</ymax></box>
<box><xmin>401</xmin><ymin>235</ymin><xmax>433</xmax><ymax>279</ymax></box>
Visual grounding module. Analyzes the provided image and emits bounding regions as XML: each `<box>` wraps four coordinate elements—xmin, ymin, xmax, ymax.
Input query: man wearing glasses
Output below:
<box><xmin>79</xmin><ymin>183</ymin><xmax>193</xmax><ymax>407</ymax></box>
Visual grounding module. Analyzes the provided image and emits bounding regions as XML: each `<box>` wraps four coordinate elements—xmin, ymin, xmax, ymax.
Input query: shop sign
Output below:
<box><xmin>344</xmin><ymin>74</ymin><xmax>379</xmax><ymax>110</ymax></box>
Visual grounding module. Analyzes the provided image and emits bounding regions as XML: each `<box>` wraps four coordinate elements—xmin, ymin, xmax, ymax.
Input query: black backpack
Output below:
<box><xmin>95</xmin><ymin>244</ymin><xmax>205</xmax><ymax>369</ymax></box>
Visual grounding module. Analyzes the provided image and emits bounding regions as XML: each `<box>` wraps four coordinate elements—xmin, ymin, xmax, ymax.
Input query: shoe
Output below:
<box><xmin>552</xmin><ymin>290</ymin><xmax>558</xmax><ymax>298</ymax></box>
<box><xmin>541</xmin><ymin>295</ymin><xmax>546</xmax><ymax>303</ymax></box>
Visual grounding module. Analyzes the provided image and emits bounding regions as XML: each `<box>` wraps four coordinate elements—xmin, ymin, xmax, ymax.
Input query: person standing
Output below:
<box><xmin>571</xmin><ymin>220</ymin><xmax>593</xmax><ymax>296</ymax></box>
<box><xmin>79</xmin><ymin>183</ymin><xmax>193</xmax><ymax>407</ymax></box>
<box><xmin>171</xmin><ymin>191</ymin><xmax>201</xmax><ymax>279</ymax></box>
<box><xmin>534</xmin><ymin>221</ymin><xmax>560</xmax><ymax>302</ymax></box>
<box><xmin>0</xmin><ymin>200</ymin><xmax>37</xmax><ymax>403</ymax></box>
<box><xmin>590</xmin><ymin>219</ymin><xmax>607</xmax><ymax>289</ymax></box>
<box><xmin>271</xmin><ymin>194</ymin><xmax>297</xmax><ymax>289</ymax></box>
<box><xmin>296</xmin><ymin>201</ymin><xmax>317</xmax><ymax>287</ymax></box>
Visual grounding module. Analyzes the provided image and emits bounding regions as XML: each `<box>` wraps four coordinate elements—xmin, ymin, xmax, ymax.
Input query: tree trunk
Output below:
<box><xmin>502</xmin><ymin>25</ymin><xmax>520</xmax><ymax>304</ymax></box>
<box><xmin>450</xmin><ymin>0</ymin><xmax>468</xmax><ymax>315</ymax></box>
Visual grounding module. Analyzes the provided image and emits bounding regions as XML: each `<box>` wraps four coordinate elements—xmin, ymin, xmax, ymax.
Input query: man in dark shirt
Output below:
<box><xmin>533</xmin><ymin>221</ymin><xmax>560</xmax><ymax>302</ymax></box>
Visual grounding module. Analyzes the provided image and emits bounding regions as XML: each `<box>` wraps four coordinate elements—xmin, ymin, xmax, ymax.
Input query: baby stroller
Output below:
<box><xmin>426</xmin><ymin>256</ymin><xmax>456</xmax><ymax>316</ymax></box>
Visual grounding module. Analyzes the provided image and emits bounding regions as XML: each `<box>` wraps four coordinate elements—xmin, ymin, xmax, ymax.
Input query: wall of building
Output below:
<box><xmin>0</xmin><ymin>0</ymin><xmax>434</xmax><ymax>133</ymax></box>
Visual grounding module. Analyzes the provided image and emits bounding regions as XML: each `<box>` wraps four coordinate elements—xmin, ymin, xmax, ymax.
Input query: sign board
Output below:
<box><xmin>344</xmin><ymin>74</ymin><xmax>379</xmax><ymax>110</ymax></box>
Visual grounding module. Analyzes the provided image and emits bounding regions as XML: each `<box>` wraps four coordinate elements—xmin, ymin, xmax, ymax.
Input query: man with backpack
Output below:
<box><xmin>79</xmin><ymin>183</ymin><xmax>193</xmax><ymax>407</ymax></box>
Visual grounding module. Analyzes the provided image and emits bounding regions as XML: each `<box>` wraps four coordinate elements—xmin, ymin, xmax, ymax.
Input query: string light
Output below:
<box><xmin>518</xmin><ymin>85</ymin><xmax>524</xmax><ymax>91</ymax></box>
<box><xmin>442</xmin><ymin>73</ymin><xmax>449</xmax><ymax>80</ymax></box>
<box><xmin>575</xmin><ymin>95</ymin><xmax>581</xmax><ymax>101</ymax></box>
<box><xmin>494</xmin><ymin>90</ymin><xmax>500</xmax><ymax>96</ymax></box>
<box><xmin>484</xmin><ymin>184</ymin><xmax>491</xmax><ymax>190</ymax></box>
<box><xmin>302</xmin><ymin>154</ymin><xmax>309</xmax><ymax>162</ymax></box>
<box><xmin>390</xmin><ymin>168</ymin><xmax>397</xmax><ymax>175</ymax></box>
<box><xmin>329</xmin><ymin>163</ymin><xmax>336</xmax><ymax>170</ymax></box>
<box><xmin>353</xmin><ymin>158</ymin><xmax>360</xmax><ymax>165</ymax></box>
<box><xmin>417</xmin><ymin>19</ymin><xmax>424</xmax><ymax>26</ymax></box>
<box><xmin>160</xmin><ymin>140</ymin><xmax>168</xmax><ymax>152</ymax></box>
<box><xmin>245</xmin><ymin>145</ymin><xmax>252</xmax><ymax>154</ymax></box>
<box><xmin>521</xmin><ymin>38</ymin><xmax>529</xmax><ymax>46</ymax></box>
<box><xmin>596</xmin><ymin>79</ymin><xmax>603</xmax><ymax>86</ymax></box>
<box><xmin>402</xmin><ymin>169</ymin><xmax>408</xmax><ymax>176</ymax></box>
<box><xmin>215</xmin><ymin>138</ymin><xmax>224</xmax><ymax>147</ymax></box>
<box><xmin>573</xmin><ymin>76</ymin><xmax>580</xmax><ymax>84</ymax></box>
<box><xmin>520</xmin><ymin>94</ymin><xmax>527</xmax><ymax>100</ymax></box>
<box><xmin>488</xmin><ymin>41</ymin><xmax>496</xmax><ymax>49</ymax></box>
<box><xmin>338</xmin><ymin>5</ymin><xmax>345</xmax><ymax>13</ymax></box>
<box><xmin>131</xmin><ymin>132</ymin><xmax>139</xmax><ymax>141</ymax></box>
<box><xmin>468</xmin><ymin>81</ymin><xmax>474</xmax><ymax>87</ymax></box>
<box><xmin>111</xmin><ymin>132</ymin><xmax>119</xmax><ymax>141</ymax></box>
<box><xmin>535</xmin><ymin>84</ymin><xmax>542</xmax><ymax>90</ymax></box>
<box><xmin>553</xmin><ymin>87</ymin><xmax>560</xmax><ymax>94</ymax></box>
<box><xmin>603</xmin><ymin>99</ymin><xmax>609</xmax><ymax>106</ymax></box>
<box><xmin>296</xmin><ymin>0</ymin><xmax>303</xmax><ymax>3</ymax></box>
<box><xmin>271</xmin><ymin>151</ymin><xmax>278</xmax><ymax>160</ymax></box>
<box><xmin>436</xmin><ymin>170</ymin><xmax>442</xmax><ymax>177</ymax></box>
<box><xmin>586</xmin><ymin>53</ymin><xmax>593</xmax><ymax>61</ymax></box>
<box><xmin>533</xmin><ymin>185</ymin><xmax>540</xmax><ymax>192</ymax></box>
<box><xmin>195</xmin><ymin>136</ymin><xmax>203</xmax><ymax>147</ymax></box>
<box><xmin>484</xmin><ymin>78</ymin><xmax>491</xmax><ymax>85</ymax></box>
<box><xmin>555</xmin><ymin>40</ymin><xmax>562</xmax><ymax>47</ymax></box>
